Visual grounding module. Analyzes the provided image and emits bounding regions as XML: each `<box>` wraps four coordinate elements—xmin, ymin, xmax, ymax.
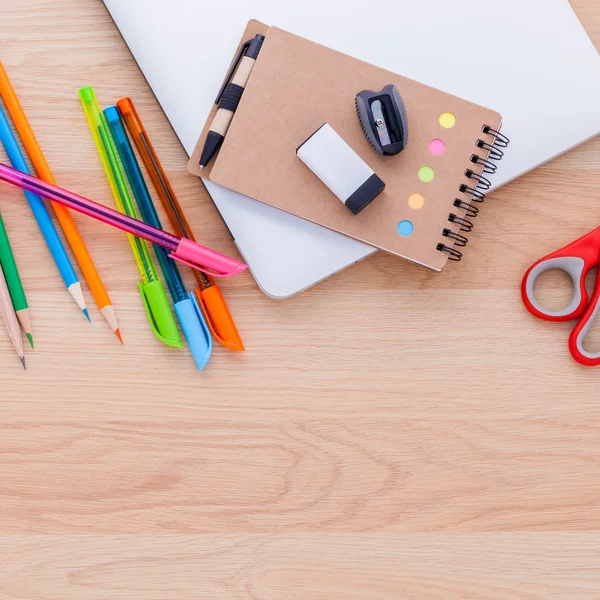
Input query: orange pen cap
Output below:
<box><xmin>195</xmin><ymin>286</ymin><xmax>244</xmax><ymax>351</ymax></box>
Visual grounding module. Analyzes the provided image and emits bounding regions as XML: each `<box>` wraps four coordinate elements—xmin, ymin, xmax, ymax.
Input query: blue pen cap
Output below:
<box><xmin>103</xmin><ymin>105</ymin><xmax>121</xmax><ymax>126</ymax></box>
<box><xmin>174</xmin><ymin>294</ymin><xmax>213</xmax><ymax>371</ymax></box>
<box><xmin>104</xmin><ymin>106</ymin><xmax>130</xmax><ymax>152</ymax></box>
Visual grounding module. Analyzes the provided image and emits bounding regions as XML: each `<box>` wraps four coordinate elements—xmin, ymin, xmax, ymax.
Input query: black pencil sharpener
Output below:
<box><xmin>356</xmin><ymin>84</ymin><xmax>408</xmax><ymax>156</ymax></box>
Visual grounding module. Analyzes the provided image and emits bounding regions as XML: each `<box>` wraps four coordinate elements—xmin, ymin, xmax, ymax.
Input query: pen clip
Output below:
<box><xmin>138</xmin><ymin>281</ymin><xmax>182</xmax><ymax>348</ymax></box>
<box><xmin>215</xmin><ymin>40</ymin><xmax>251</xmax><ymax>104</ymax></box>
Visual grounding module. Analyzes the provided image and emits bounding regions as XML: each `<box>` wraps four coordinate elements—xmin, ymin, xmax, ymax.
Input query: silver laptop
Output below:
<box><xmin>103</xmin><ymin>0</ymin><xmax>600</xmax><ymax>297</ymax></box>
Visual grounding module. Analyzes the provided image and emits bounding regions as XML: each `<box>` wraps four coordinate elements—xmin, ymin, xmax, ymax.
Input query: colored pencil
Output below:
<box><xmin>0</xmin><ymin>105</ymin><xmax>90</xmax><ymax>321</ymax></box>
<box><xmin>0</xmin><ymin>213</ymin><xmax>33</xmax><ymax>347</ymax></box>
<box><xmin>0</xmin><ymin>260</ymin><xmax>25</xmax><ymax>368</ymax></box>
<box><xmin>0</xmin><ymin>62</ymin><xmax>122</xmax><ymax>340</ymax></box>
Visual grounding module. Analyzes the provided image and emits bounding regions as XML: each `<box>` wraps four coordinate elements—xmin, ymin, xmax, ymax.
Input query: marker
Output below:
<box><xmin>118</xmin><ymin>97</ymin><xmax>244</xmax><ymax>351</ymax></box>
<box><xmin>78</xmin><ymin>86</ymin><xmax>181</xmax><ymax>348</ymax></box>
<box><xmin>105</xmin><ymin>105</ymin><xmax>212</xmax><ymax>370</ymax></box>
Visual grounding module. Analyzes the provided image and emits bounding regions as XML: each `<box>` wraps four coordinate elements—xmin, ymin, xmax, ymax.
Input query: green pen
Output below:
<box><xmin>0</xmin><ymin>213</ymin><xmax>33</xmax><ymax>347</ymax></box>
<box><xmin>79</xmin><ymin>86</ymin><xmax>181</xmax><ymax>348</ymax></box>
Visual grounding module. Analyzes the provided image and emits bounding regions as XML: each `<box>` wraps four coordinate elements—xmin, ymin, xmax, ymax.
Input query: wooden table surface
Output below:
<box><xmin>1</xmin><ymin>0</ymin><xmax>600</xmax><ymax>597</ymax></box>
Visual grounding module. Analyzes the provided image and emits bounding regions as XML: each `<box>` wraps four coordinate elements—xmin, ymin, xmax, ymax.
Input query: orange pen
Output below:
<box><xmin>0</xmin><ymin>63</ymin><xmax>122</xmax><ymax>342</ymax></box>
<box><xmin>117</xmin><ymin>97</ymin><xmax>244</xmax><ymax>351</ymax></box>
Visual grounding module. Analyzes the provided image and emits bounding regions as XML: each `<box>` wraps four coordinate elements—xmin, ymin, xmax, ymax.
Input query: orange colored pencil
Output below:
<box><xmin>0</xmin><ymin>63</ymin><xmax>122</xmax><ymax>342</ymax></box>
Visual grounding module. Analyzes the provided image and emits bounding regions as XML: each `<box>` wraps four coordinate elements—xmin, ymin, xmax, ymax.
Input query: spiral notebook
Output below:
<box><xmin>189</xmin><ymin>22</ymin><xmax>507</xmax><ymax>271</ymax></box>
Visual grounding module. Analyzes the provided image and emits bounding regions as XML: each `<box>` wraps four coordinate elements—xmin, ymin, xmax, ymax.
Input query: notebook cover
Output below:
<box><xmin>189</xmin><ymin>22</ymin><xmax>502</xmax><ymax>271</ymax></box>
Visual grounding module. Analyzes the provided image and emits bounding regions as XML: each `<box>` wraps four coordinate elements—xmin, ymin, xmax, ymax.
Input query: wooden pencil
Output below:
<box><xmin>0</xmin><ymin>213</ymin><xmax>33</xmax><ymax>347</ymax></box>
<box><xmin>0</xmin><ymin>260</ymin><xmax>25</xmax><ymax>368</ymax></box>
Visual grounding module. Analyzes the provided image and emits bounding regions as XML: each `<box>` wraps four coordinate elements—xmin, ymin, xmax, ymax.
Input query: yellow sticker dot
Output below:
<box><xmin>408</xmin><ymin>193</ymin><xmax>425</xmax><ymax>210</ymax></box>
<box><xmin>418</xmin><ymin>166</ymin><xmax>435</xmax><ymax>183</ymax></box>
<box><xmin>439</xmin><ymin>112</ymin><xmax>456</xmax><ymax>128</ymax></box>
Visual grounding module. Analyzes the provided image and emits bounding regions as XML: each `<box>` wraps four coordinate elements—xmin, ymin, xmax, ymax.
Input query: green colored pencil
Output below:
<box><xmin>0</xmin><ymin>213</ymin><xmax>33</xmax><ymax>348</ymax></box>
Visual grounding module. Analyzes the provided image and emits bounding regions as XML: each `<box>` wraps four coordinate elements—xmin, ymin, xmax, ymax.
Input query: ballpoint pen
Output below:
<box><xmin>0</xmin><ymin>213</ymin><xmax>33</xmax><ymax>347</ymax></box>
<box><xmin>0</xmin><ymin>62</ymin><xmax>121</xmax><ymax>337</ymax></box>
<box><xmin>0</xmin><ymin>260</ymin><xmax>25</xmax><ymax>369</ymax></box>
<box><xmin>117</xmin><ymin>97</ymin><xmax>244</xmax><ymax>351</ymax></box>
<box><xmin>104</xmin><ymin>105</ymin><xmax>212</xmax><ymax>370</ymax></box>
<box><xmin>78</xmin><ymin>86</ymin><xmax>181</xmax><ymax>348</ymax></box>
<box><xmin>0</xmin><ymin>105</ymin><xmax>89</xmax><ymax>321</ymax></box>
<box><xmin>0</xmin><ymin>163</ymin><xmax>248</xmax><ymax>279</ymax></box>
<box><xmin>199</xmin><ymin>34</ymin><xmax>265</xmax><ymax>170</ymax></box>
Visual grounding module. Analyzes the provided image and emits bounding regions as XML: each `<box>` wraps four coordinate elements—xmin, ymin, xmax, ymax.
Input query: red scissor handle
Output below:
<box><xmin>522</xmin><ymin>255</ymin><xmax>589</xmax><ymax>322</ymax></box>
<box><xmin>569</xmin><ymin>274</ymin><xmax>600</xmax><ymax>367</ymax></box>
<box><xmin>522</xmin><ymin>226</ymin><xmax>600</xmax><ymax>367</ymax></box>
<box><xmin>522</xmin><ymin>227</ymin><xmax>600</xmax><ymax>322</ymax></box>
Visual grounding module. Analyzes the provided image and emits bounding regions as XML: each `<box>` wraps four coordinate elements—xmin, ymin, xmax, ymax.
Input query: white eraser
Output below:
<box><xmin>297</xmin><ymin>123</ymin><xmax>385</xmax><ymax>215</ymax></box>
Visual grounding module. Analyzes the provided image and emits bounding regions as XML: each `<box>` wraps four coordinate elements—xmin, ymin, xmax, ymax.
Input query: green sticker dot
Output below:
<box><xmin>418</xmin><ymin>166</ymin><xmax>435</xmax><ymax>183</ymax></box>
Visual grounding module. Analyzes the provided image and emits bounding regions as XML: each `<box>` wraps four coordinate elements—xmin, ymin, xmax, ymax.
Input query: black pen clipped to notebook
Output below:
<box><xmin>199</xmin><ymin>34</ymin><xmax>265</xmax><ymax>170</ymax></box>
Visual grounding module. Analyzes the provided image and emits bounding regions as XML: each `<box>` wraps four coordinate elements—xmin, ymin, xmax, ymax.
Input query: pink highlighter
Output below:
<box><xmin>0</xmin><ymin>163</ymin><xmax>247</xmax><ymax>278</ymax></box>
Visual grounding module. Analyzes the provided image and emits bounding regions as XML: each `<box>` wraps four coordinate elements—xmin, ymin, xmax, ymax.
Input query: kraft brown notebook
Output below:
<box><xmin>189</xmin><ymin>21</ymin><xmax>505</xmax><ymax>271</ymax></box>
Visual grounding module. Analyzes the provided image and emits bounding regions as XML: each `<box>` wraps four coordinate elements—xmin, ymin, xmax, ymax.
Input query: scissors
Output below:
<box><xmin>522</xmin><ymin>226</ymin><xmax>600</xmax><ymax>367</ymax></box>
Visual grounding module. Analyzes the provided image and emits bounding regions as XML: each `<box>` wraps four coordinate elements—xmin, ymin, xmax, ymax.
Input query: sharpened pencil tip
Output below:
<box><xmin>68</xmin><ymin>282</ymin><xmax>88</xmax><ymax>315</ymax></box>
<box><xmin>100</xmin><ymin>306</ymin><xmax>121</xmax><ymax>339</ymax></box>
<box><xmin>21</xmin><ymin>356</ymin><xmax>26</xmax><ymax>370</ymax></box>
<box><xmin>83</xmin><ymin>308</ymin><xmax>91</xmax><ymax>322</ymax></box>
<box><xmin>26</xmin><ymin>333</ymin><xmax>34</xmax><ymax>349</ymax></box>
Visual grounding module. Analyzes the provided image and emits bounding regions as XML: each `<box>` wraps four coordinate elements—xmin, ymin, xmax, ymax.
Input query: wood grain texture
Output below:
<box><xmin>0</xmin><ymin>0</ymin><xmax>599</xmax><ymax>597</ymax></box>
<box><xmin>0</xmin><ymin>535</ymin><xmax>599</xmax><ymax>599</ymax></box>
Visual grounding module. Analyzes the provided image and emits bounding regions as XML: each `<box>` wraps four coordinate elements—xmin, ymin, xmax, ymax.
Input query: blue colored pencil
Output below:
<box><xmin>0</xmin><ymin>105</ymin><xmax>89</xmax><ymax>320</ymax></box>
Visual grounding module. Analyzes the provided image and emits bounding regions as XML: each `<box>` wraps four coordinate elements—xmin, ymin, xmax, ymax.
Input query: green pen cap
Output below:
<box><xmin>138</xmin><ymin>280</ymin><xmax>182</xmax><ymax>348</ymax></box>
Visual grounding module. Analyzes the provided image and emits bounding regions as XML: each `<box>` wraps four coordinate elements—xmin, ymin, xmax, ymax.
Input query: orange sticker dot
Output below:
<box><xmin>408</xmin><ymin>193</ymin><xmax>425</xmax><ymax>209</ymax></box>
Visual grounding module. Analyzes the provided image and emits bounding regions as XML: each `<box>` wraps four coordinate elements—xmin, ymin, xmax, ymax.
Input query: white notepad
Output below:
<box><xmin>104</xmin><ymin>0</ymin><xmax>600</xmax><ymax>292</ymax></box>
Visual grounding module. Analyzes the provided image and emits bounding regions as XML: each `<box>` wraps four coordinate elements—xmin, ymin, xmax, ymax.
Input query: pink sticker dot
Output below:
<box><xmin>429</xmin><ymin>139</ymin><xmax>446</xmax><ymax>155</ymax></box>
